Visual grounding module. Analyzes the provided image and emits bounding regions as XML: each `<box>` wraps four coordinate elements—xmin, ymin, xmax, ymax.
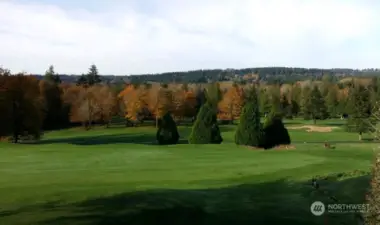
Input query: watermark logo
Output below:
<box><xmin>311</xmin><ymin>201</ymin><xmax>325</xmax><ymax>216</ymax></box>
<box><xmin>310</xmin><ymin>201</ymin><xmax>370</xmax><ymax>216</ymax></box>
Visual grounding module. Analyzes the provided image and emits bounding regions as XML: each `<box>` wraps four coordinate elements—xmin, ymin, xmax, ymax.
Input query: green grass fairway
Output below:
<box><xmin>0</xmin><ymin>119</ymin><xmax>377</xmax><ymax>225</ymax></box>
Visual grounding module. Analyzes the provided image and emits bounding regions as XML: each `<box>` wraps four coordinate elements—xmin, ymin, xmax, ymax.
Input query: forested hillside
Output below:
<box><xmin>29</xmin><ymin>67</ymin><xmax>380</xmax><ymax>85</ymax></box>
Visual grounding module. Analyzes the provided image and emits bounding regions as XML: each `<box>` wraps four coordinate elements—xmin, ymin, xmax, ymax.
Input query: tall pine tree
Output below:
<box><xmin>325</xmin><ymin>86</ymin><xmax>339</xmax><ymax>118</ymax></box>
<box><xmin>77</xmin><ymin>64</ymin><xmax>101</xmax><ymax>86</ymax></box>
<box><xmin>308</xmin><ymin>85</ymin><xmax>328</xmax><ymax>124</ymax></box>
<box><xmin>259</xmin><ymin>88</ymin><xmax>271</xmax><ymax>117</ymax></box>
<box><xmin>44</xmin><ymin>65</ymin><xmax>61</xmax><ymax>84</ymax></box>
<box><xmin>301</xmin><ymin>86</ymin><xmax>312</xmax><ymax>119</ymax></box>
<box><xmin>268</xmin><ymin>87</ymin><xmax>282</xmax><ymax>120</ymax></box>
<box><xmin>345</xmin><ymin>83</ymin><xmax>373</xmax><ymax>140</ymax></box>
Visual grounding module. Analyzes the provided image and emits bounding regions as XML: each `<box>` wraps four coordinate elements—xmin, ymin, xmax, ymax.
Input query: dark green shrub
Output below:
<box><xmin>261</xmin><ymin>115</ymin><xmax>291</xmax><ymax>149</ymax></box>
<box><xmin>188</xmin><ymin>102</ymin><xmax>222</xmax><ymax>144</ymax></box>
<box><xmin>156</xmin><ymin>113</ymin><xmax>179</xmax><ymax>145</ymax></box>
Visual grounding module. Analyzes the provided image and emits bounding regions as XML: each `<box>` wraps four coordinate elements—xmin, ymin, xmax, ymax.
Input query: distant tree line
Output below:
<box><xmin>29</xmin><ymin>67</ymin><xmax>380</xmax><ymax>85</ymax></box>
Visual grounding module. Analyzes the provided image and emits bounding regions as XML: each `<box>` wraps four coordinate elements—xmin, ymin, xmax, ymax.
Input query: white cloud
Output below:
<box><xmin>0</xmin><ymin>0</ymin><xmax>380</xmax><ymax>75</ymax></box>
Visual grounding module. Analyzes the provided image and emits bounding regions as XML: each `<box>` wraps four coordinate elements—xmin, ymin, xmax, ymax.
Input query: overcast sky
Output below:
<box><xmin>1</xmin><ymin>0</ymin><xmax>380</xmax><ymax>75</ymax></box>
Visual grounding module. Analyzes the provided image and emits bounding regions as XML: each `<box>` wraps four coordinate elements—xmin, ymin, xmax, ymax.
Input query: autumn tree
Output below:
<box><xmin>218</xmin><ymin>84</ymin><xmax>245</xmax><ymax>123</ymax></box>
<box><xmin>76</xmin><ymin>86</ymin><xmax>101</xmax><ymax>129</ymax></box>
<box><xmin>172</xmin><ymin>87</ymin><xmax>197</xmax><ymax>122</ymax></box>
<box><xmin>0</xmin><ymin>74</ymin><xmax>44</xmax><ymax>142</ymax></box>
<box><xmin>62</xmin><ymin>85</ymin><xmax>85</xmax><ymax>126</ymax></box>
<box><xmin>119</xmin><ymin>84</ymin><xmax>152</xmax><ymax>123</ymax></box>
<box><xmin>62</xmin><ymin>85</ymin><xmax>101</xmax><ymax>129</ymax></box>
<box><xmin>94</xmin><ymin>85</ymin><xmax>117</xmax><ymax>127</ymax></box>
<box><xmin>118</xmin><ymin>84</ymin><xmax>137</xmax><ymax>121</ymax></box>
<box><xmin>153</xmin><ymin>86</ymin><xmax>173</xmax><ymax>127</ymax></box>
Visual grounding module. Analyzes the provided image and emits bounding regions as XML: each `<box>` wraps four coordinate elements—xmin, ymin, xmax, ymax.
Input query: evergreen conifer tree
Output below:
<box><xmin>346</xmin><ymin>84</ymin><xmax>374</xmax><ymax>140</ymax></box>
<box><xmin>188</xmin><ymin>83</ymin><xmax>223</xmax><ymax>144</ymax></box>
<box><xmin>235</xmin><ymin>86</ymin><xmax>261</xmax><ymax>147</ymax></box>
<box><xmin>188</xmin><ymin>102</ymin><xmax>222</xmax><ymax>144</ymax></box>
<box><xmin>326</xmin><ymin>87</ymin><xmax>339</xmax><ymax>118</ymax></box>
<box><xmin>309</xmin><ymin>85</ymin><xmax>328</xmax><ymax>124</ymax></box>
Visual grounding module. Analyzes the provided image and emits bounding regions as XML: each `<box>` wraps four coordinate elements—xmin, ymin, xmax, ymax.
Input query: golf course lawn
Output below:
<box><xmin>0</xmin><ymin>119</ymin><xmax>378</xmax><ymax>225</ymax></box>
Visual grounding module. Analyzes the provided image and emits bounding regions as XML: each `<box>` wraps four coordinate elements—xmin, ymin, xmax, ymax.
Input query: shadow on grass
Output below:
<box><xmin>0</xmin><ymin>174</ymin><xmax>370</xmax><ymax>225</ymax></box>
<box><xmin>37</xmin><ymin>133</ymin><xmax>189</xmax><ymax>146</ymax></box>
<box><xmin>35</xmin><ymin>126</ymin><xmax>236</xmax><ymax>146</ymax></box>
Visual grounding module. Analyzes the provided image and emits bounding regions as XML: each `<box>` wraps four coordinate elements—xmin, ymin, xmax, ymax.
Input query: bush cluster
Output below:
<box><xmin>188</xmin><ymin>102</ymin><xmax>222</xmax><ymax>144</ymax></box>
<box><xmin>156</xmin><ymin>113</ymin><xmax>179</xmax><ymax>145</ymax></box>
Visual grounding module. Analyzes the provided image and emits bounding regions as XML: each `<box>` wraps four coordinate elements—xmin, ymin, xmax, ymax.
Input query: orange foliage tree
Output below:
<box><xmin>118</xmin><ymin>84</ymin><xmax>152</xmax><ymax>122</ymax></box>
<box><xmin>183</xmin><ymin>89</ymin><xmax>198</xmax><ymax>118</ymax></box>
<box><xmin>94</xmin><ymin>85</ymin><xmax>117</xmax><ymax>127</ymax></box>
<box><xmin>218</xmin><ymin>84</ymin><xmax>245</xmax><ymax>122</ymax></box>
<box><xmin>155</xmin><ymin>87</ymin><xmax>173</xmax><ymax>117</ymax></box>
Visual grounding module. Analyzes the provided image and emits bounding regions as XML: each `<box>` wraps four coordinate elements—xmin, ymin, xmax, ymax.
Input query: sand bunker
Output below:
<box><xmin>274</xmin><ymin>145</ymin><xmax>296</xmax><ymax>150</ymax></box>
<box><xmin>287</xmin><ymin>125</ymin><xmax>338</xmax><ymax>132</ymax></box>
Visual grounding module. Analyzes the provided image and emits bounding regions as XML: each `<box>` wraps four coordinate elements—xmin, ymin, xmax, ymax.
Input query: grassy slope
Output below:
<box><xmin>0</xmin><ymin>119</ymin><xmax>377</xmax><ymax>225</ymax></box>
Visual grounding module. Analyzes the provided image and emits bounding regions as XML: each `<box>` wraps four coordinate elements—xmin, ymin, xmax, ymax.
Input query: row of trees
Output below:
<box><xmin>1</xmin><ymin>64</ymin><xmax>379</xmax><ymax>142</ymax></box>
<box><xmin>0</xmin><ymin>65</ymin><xmax>118</xmax><ymax>142</ymax></box>
<box><xmin>117</xmin><ymin>77</ymin><xmax>378</xmax><ymax>140</ymax></box>
<box><xmin>157</xmin><ymin>83</ymin><xmax>290</xmax><ymax>149</ymax></box>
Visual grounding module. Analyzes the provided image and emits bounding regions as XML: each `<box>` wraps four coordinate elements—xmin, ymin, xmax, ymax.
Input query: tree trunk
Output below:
<box><xmin>13</xmin><ymin>132</ymin><xmax>18</xmax><ymax>143</ymax></box>
<box><xmin>12</xmin><ymin>100</ymin><xmax>19</xmax><ymax>143</ymax></box>
<box><xmin>359</xmin><ymin>132</ymin><xmax>362</xmax><ymax>141</ymax></box>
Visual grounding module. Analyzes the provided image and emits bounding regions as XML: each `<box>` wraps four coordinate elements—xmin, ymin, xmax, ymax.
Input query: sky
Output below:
<box><xmin>1</xmin><ymin>0</ymin><xmax>380</xmax><ymax>75</ymax></box>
